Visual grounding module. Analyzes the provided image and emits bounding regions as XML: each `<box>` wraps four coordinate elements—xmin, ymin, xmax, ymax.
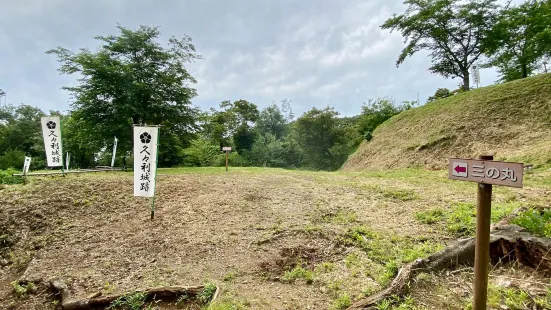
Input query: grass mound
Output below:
<box><xmin>343</xmin><ymin>73</ymin><xmax>551</xmax><ymax>170</ymax></box>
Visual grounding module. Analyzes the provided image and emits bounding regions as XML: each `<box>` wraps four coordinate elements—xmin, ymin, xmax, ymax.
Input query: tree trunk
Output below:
<box><xmin>521</xmin><ymin>64</ymin><xmax>528</xmax><ymax>78</ymax></box>
<box><xmin>462</xmin><ymin>72</ymin><xmax>470</xmax><ymax>91</ymax></box>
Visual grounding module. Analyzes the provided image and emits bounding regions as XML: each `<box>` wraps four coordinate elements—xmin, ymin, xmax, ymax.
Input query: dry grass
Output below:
<box><xmin>343</xmin><ymin>73</ymin><xmax>551</xmax><ymax>171</ymax></box>
<box><xmin>0</xmin><ymin>166</ymin><xmax>550</xmax><ymax>309</ymax></box>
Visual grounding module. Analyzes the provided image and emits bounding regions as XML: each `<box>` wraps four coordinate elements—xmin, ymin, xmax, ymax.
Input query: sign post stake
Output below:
<box><xmin>226</xmin><ymin>151</ymin><xmax>229</xmax><ymax>172</ymax></box>
<box><xmin>151</xmin><ymin>127</ymin><xmax>160</xmax><ymax>220</ymax></box>
<box><xmin>473</xmin><ymin>155</ymin><xmax>493</xmax><ymax>310</ymax></box>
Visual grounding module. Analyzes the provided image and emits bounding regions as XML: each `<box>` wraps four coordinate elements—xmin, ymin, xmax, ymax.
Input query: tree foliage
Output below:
<box><xmin>47</xmin><ymin>25</ymin><xmax>201</xmax><ymax>167</ymax></box>
<box><xmin>483</xmin><ymin>0</ymin><xmax>551</xmax><ymax>82</ymax></box>
<box><xmin>381</xmin><ymin>0</ymin><xmax>500</xmax><ymax>90</ymax></box>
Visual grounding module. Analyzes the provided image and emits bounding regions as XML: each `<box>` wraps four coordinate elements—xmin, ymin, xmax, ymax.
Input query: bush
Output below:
<box><xmin>511</xmin><ymin>209</ymin><xmax>551</xmax><ymax>237</ymax></box>
<box><xmin>0</xmin><ymin>149</ymin><xmax>26</xmax><ymax>170</ymax></box>
<box><xmin>0</xmin><ymin>169</ymin><xmax>23</xmax><ymax>185</ymax></box>
<box><xmin>214</xmin><ymin>152</ymin><xmax>249</xmax><ymax>167</ymax></box>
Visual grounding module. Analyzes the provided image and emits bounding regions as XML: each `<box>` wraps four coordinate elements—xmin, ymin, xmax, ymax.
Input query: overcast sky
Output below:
<box><xmin>1</xmin><ymin>0</ymin><xmax>510</xmax><ymax>117</ymax></box>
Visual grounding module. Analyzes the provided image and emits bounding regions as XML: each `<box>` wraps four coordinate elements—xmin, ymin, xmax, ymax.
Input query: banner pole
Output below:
<box><xmin>150</xmin><ymin>127</ymin><xmax>160</xmax><ymax>220</ymax></box>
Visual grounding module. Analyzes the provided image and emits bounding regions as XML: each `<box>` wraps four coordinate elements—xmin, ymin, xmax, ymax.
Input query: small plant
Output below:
<box><xmin>415</xmin><ymin>209</ymin><xmax>444</xmax><ymax>224</ymax></box>
<box><xmin>316</xmin><ymin>262</ymin><xmax>334</xmax><ymax>273</ymax></box>
<box><xmin>345</xmin><ymin>253</ymin><xmax>361</xmax><ymax>269</ymax></box>
<box><xmin>281</xmin><ymin>265</ymin><xmax>314</xmax><ymax>284</ymax></box>
<box><xmin>175</xmin><ymin>293</ymin><xmax>190</xmax><ymax>307</ymax></box>
<box><xmin>381</xmin><ymin>188</ymin><xmax>418</xmax><ymax>201</ymax></box>
<box><xmin>108</xmin><ymin>292</ymin><xmax>147</xmax><ymax>310</ymax></box>
<box><xmin>223</xmin><ymin>271</ymin><xmax>237</xmax><ymax>282</ymax></box>
<box><xmin>103</xmin><ymin>281</ymin><xmax>116</xmax><ymax>294</ymax></box>
<box><xmin>198</xmin><ymin>282</ymin><xmax>217</xmax><ymax>305</ymax></box>
<box><xmin>331</xmin><ymin>292</ymin><xmax>351</xmax><ymax>309</ymax></box>
<box><xmin>511</xmin><ymin>208</ymin><xmax>551</xmax><ymax>237</ymax></box>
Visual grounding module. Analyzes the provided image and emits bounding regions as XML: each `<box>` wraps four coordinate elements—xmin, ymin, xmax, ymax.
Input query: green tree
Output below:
<box><xmin>293</xmin><ymin>107</ymin><xmax>348</xmax><ymax>170</ymax></box>
<box><xmin>357</xmin><ymin>97</ymin><xmax>411</xmax><ymax>136</ymax></box>
<box><xmin>256</xmin><ymin>103</ymin><xmax>287</xmax><ymax>139</ymax></box>
<box><xmin>427</xmin><ymin>88</ymin><xmax>452</xmax><ymax>102</ymax></box>
<box><xmin>381</xmin><ymin>0</ymin><xmax>500</xmax><ymax>90</ymax></box>
<box><xmin>47</xmin><ymin>25</ymin><xmax>201</xmax><ymax>167</ymax></box>
<box><xmin>483</xmin><ymin>0</ymin><xmax>551</xmax><ymax>82</ymax></box>
<box><xmin>0</xmin><ymin>104</ymin><xmax>46</xmax><ymax>169</ymax></box>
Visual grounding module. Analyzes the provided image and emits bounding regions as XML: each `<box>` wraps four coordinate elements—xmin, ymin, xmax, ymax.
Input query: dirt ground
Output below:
<box><xmin>1</xmin><ymin>167</ymin><xmax>549</xmax><ymax>309</ymax></box>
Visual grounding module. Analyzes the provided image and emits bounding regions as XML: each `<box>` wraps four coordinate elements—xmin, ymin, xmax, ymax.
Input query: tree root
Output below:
<box><xmin>348</xmin><ymin>225</ymin><xmax>551</xmax><ymax>309</ymax></box>
<box><xmin>49</xmin><ymin>280</ymin><xmax>219</xmax><ymax>310</ymax></box>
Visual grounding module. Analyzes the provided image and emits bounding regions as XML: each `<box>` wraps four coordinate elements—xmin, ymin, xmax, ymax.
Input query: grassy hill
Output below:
<box><xmin>343</xmin><ymin>73</ymin><xmax>551</xmax><ymax>171</ymax></box>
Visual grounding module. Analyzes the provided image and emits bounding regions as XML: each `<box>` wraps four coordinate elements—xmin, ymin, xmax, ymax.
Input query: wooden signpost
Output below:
<box><xmin>222</xmin><ymin>147</ymin><xmax>232</xmax><ymax>172</ymax></box>
<box><xmin>448</xmin><ymin>155</ymin><xmax>524</xmax><ymax>310</ymax></box>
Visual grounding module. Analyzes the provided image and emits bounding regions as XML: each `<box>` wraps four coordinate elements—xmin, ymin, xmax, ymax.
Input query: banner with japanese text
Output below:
<box><xmin>23</xmin><ymin>157</ymin><xmax>31</xmax><ymax>175</ymax></box>
<box><xmin>111</xmin><ymin>136</ymin><xmax>118</xmax><ymax>167</ymax></box>
<box><xmin>41</xmin><ymin>116</ymin><xmax>63</xmax><ymax>167</ymax></box>
<box><xmin>133</xmin><ymin>126</ymin><xmax>159</xmax><ymax>197</ymax></box>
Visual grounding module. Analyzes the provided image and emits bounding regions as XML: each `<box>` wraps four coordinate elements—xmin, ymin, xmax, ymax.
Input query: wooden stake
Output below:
<box><xmin>473</xmin><ymin>154</ymin><xmax>493</xmax><ymax>310</ymax></box>
<box><xmin>225</xmin><ymin>151</ymin><xmax>229</xmax><ymax>172</ymax></box>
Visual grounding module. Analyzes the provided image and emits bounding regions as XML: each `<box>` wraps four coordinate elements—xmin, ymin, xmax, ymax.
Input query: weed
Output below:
<box><xmin>0</xmin><ymin>169</ymin><xmax>24</xmax><ymax>185</ymax></box>
<box><xmin>11</xmin><ymin>281</ymin><xmax>36</xmax><ymax>298</ymax></box>
<box><xmin>198</xmin><ymin>281</ymin><xmax>217</xmax><ymax>305</ymax></box>
<box><xmin>316</xmin><ymin>262</ymin><xmax>334</xmax><ymax>273</ymax></box>
<box><xmin>345</xmin><ymin>253</ymin><xmax>361</xmax><ymax>269</ymax></box>
<box><xmin>380</xmin><ymin>188</ymin><xmax>419</xmax><ymax>201</ymax></box>
<box><xmin>108</xmin><ymin>292</ymin><xmax>147</xmax><ymax>310</ymax></box>
<box><xmin>281</xmin><ymin>266</ymin><xmax>314</xmax><ymax>284</ymax></box>
<box><xmin>331</xmin><ymin>292</ymin><xmax>351</xmax><ymax>310</ymax></box>
<box><xmin>223</xmin><ymin>271</ymin><xmax>237</xmax><ymax>282</ymax></box>
<box><xmin>511</xmin><ymin>208</ymin><xmax>551</xmax><ymax>237</ymax></box>
<box><xmin>415</xmin><ymin>209</ymin><xmax>444</xmax><ymax>224</ymax></box>
<box><xmin>175</xmin><ymin>293</ymin><xmax>190</xmax><ymax>306</ymax></box>
<box><xmin>204</xmin><ymin>298</ymin><xmax>249</xmax><ymax>310</ymax></box>
<box><xmin>103</xmin><ymin>281</ymin><xmax>116</xmax><ymax>294</ymax></box>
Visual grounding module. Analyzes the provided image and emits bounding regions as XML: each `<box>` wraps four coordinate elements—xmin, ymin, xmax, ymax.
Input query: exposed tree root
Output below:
<box><xmin>49</xmin><ymin>279</ymin><xmax>218</xmax><ymax>310</ymax></box>
<box><xmin>348</xmin><ymin>225</ymin><xmax>551</xmax><ymax>309</ymax></box>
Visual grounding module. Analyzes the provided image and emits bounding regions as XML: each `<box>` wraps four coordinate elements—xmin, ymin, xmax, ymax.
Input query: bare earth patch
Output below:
<box><xmin>0</xmin><ymin>167</ymin><xmax>549</xmax><ymax>309</ymax></box>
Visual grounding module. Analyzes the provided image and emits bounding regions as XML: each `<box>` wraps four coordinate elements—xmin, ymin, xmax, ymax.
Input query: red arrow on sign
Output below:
<box><xmin>454</xmin><ymin>165</ymin><xmax>467</xmax><ymax>173</ymax></box>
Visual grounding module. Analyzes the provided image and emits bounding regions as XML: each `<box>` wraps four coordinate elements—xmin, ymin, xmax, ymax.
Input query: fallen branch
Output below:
<box><xmin>348</xmin><ymin>225</ymin><xmax>551</xmax><ymax>309</ymax></box>
<box><xmin>50</xmin><ymin>280</ymin><xmax>218</xmax><ymax>310</ymax></box>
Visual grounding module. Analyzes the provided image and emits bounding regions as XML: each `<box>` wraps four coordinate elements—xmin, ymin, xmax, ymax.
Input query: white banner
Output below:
<box><xmin>111</xmin><ymin>136</ymin><xmax>118</xmax><ymax>167</ymax></box>
<box><xmin>471</xmin><ymin>64</ymin><xmax>480</xmax><ymax>85</ymax></box>
<box><xmin>133</xmin><ymin>126</ymin><xmax>159</xmax><ymax>197</ymax></box>
<box><xmin>66</xmin><ymin>152</ymin><xmax>70</xmax><ymax>170</ymax></box>
<box><xmin>23</xmin><ymin>157</ymin><xmax>31</xmax><ymax>175</ymax></box>
<box><xmin>41</xmin><ymin>116</ymin><xmax>63</xmax><ymax>167</ymax></box>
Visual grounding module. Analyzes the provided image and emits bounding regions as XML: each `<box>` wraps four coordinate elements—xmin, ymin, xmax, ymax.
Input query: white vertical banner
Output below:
<box><xmin>111</xmin><ymin>136</ymin><xmax>118</xmax><ymax>167</ymax></box>
<box><xmin>23</xmin><ymin>157</ymin><xmax>31</xmax><ymax>175</ymax></box>
<box><xmin>133</xmin><ymin>126</ymin><xmax>159</xmax><ymax>197</ymax></box>
<box><xmin>66</xmin><ymin>152</ymin><xmax>70</xmax><ymax>171</ymax></box>
<box><xmin>471</xmin><ymin>64</ymin><xmax>480</xmax><ymax>86</ymax></box>
<box><xmin>41</xmin><ymin>116</ymin><xmax>63</xmax><ymax>167</ymax></box>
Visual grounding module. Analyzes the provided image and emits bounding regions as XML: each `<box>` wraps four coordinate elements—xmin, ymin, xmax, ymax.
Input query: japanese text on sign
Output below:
<box><xmin>41</xmin><ymin>116</ymin><xmax>63</xmax><ymax>167</ymax></box>
<box><xmin>448</xmin><ymin>158</ymin><xmax>523</xmax><ymax>188</ymax></box>
<box><xmin>133</xmin><ymin>127</ymin><xmax>159</xmax><ymax>197</ymax></box>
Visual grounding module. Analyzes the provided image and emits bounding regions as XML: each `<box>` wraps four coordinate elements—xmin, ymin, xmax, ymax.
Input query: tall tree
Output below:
<box><xmin>47</xmin><ymin>25</ymin><xmax>201</xmax><ymax>167</ymax></box>
<box><xmin>381</xmin><ymin>0</ymin><xmax>500</xmax><ymax>90</ymax></box>
<box><xmin>483</xmin><ymin>0</ymin><xmax>551</xmax><ymax>82</ymax></box>
<box><xmin>293</xmin><ymin>107</ymin><xmax>348</xmax><ymax>170</ymax></box>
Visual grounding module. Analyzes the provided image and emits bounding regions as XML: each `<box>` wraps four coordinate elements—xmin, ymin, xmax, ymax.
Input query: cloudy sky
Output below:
<box><xmin>1</xmin><ymin>0</ymin><xmax>507</xmax><ymax>117</ymax></box>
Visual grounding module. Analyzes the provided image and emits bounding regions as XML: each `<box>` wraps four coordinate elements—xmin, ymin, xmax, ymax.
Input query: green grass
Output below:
<box><xmin>108</xmin><ymin>292</ymin><xmax>147</xmax><ymax>310</ymax></box>
<box><xmin>331</xmin><ymin>292</ymin><xmax>352</xmax><ymax>310</ymax></box>
<box><xmin>281</xmin><ymin>266</ymin><xmax>314</xmax><ymax>284</ymax></box>
<box><xmin>511</xmin><ymin>208</ymin><xmax>551</xmax><ymax>237</ymax></box>
<box><xmin>415</xmin><ymin>202</ymin><xmax>520</xmax><ymax>236</ymax></box>
<box><xmin>342</xmin><ymin>226</ymin><xmax>443</xmax><ymax>285</ymax></box>
<box><xmin>0</xmin><ymin>169</ymin><xmax>24</xmax><ymax>185</ymax></box>
<box><xmin>10</xmin><ymin>281</ymin><xmax>36</xmax><ymax>298</ymax></box>
<box><xmin>198</xmin><ymin>282</ymin><xmax>218</xmax><ymax>305</ymax></box>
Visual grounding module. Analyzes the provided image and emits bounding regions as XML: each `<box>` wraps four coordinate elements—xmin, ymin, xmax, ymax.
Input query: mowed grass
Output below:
<box><xmin>2</xmin><ymin>165</ymin><xmax>550</xmax><ymax>309</ymax></box>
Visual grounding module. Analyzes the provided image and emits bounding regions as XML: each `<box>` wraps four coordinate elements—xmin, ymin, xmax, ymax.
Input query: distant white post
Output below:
<box><xmin>66</xmin><ymin>152</ymin><xmax>70</xmax><ymax>171</ymax></box>
<box><xmin>222</xmin><ymin>147</ymin><xmax>232</xmax><ymax>172</ymax></box>
<box><xmin>111</xmin><ymin>136</ymin><xmax>118</xmax><ymax>167</ymax></box>
<box><xmin>23</xmin><ymin>157</ymin><xmax>31</xmax><ymax>176</ymax></box>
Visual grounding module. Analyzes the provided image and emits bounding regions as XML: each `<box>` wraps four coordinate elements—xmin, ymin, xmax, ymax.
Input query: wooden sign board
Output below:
<box><xmin>448</xmin><ymin>158</ymin><xmax>523</xmax><ymax>188</ymax></box>
<box><xmin>222</xmin><ymin>147</ymin><xmax>232</xmax><ymax>151</ymax></box>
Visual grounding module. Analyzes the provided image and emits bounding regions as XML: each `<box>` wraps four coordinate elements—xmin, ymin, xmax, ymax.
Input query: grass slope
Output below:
<box><xmin>343</xmin><ymin>73</ymin><xmax>551</xmax><ymax>170</ymax></box>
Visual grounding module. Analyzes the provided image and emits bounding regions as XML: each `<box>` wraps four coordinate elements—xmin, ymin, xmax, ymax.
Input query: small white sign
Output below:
<box><xmin>23</xmin><ymin>157</ymin><xmax>31</xmax><ymax>175</ymax></box>
<box><xmin>41</xmin><ymin>116</ymin><xmax>63</xmax><ymax>167</ymax></box>
<box><xmin>452</xmin><ymin>161</ymin><xmax>468</xmax><ymax>177</ymax></box>
<box><xmin>133</xmin><ymin>126</ymin><xmax>159</xmax><ymax>197</ymax></box>
<box><xmin>222</xmin><ymin>147</ymin><xmax>232</xmax><ymax>151</ymax></box>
